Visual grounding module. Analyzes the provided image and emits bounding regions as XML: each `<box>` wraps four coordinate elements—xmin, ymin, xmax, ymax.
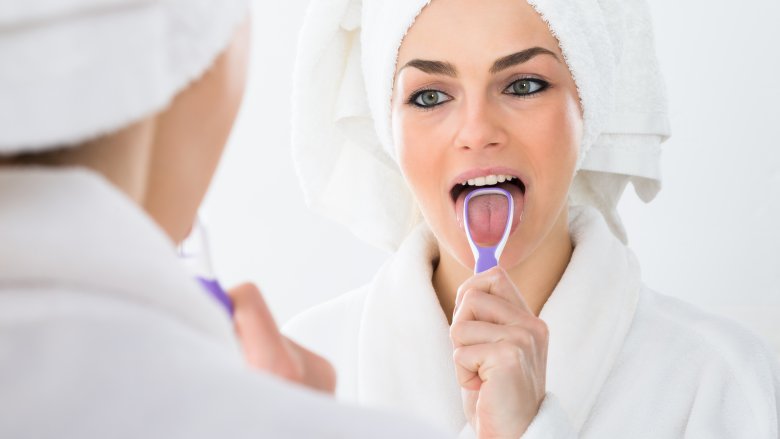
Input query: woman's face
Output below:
<box><xmin>392</xmin><ymin>0</ymin><xmax>582</xmax><ymax>270</ymax></box>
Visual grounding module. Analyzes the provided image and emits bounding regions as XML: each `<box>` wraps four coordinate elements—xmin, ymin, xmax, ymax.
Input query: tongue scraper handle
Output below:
<box><xmin>179</xmin><ymin>218</ymin><xmax>234</xmax><ymax>317</ymax></box>
<box><xmin>463</xmin><ymin>187</ymin><xmax>514</xmax><ymax>274</ymax></box>
<box><xmin>196</xmin><ymin>278</ymin><xmax>234</xmax><ymax>316</ymax></box>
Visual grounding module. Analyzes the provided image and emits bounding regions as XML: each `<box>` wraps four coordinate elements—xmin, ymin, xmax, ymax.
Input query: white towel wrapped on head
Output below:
<box><xmin>292</xmin><ymin>0</ymin><xmax>670</xmax><ymax>249</ymax></box>
<box><xmin>0</xmin><ymin>0</ymin><xmax>249</xmax><ymax>154</ymax></box>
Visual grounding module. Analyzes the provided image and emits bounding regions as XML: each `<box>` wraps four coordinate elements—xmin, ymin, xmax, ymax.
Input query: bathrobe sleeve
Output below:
<box><xmin>457</xmin><ymin>393</ymin><xmax>577</xmax><ymax>439</ymax></box>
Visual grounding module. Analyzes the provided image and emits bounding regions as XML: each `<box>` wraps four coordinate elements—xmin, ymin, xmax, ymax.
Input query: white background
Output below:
<box><xmin>201</xmin><ymin>0</ymin><xmax>780</xmax><ymax>349</ymax></box>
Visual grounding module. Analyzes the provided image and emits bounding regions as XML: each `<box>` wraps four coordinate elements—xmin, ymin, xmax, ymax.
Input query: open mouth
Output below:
<box><xmin>451</xmin><ymin>173</ymin><xmax>526</xmax><ymax>244</ymax></box>
<box><xmin>449</xmin><ymin>173</ymin><xmax>526</xmax><ymax>203</ymax></box>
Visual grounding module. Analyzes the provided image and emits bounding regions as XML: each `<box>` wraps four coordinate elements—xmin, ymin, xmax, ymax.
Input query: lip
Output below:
<box><xmin>448</xmin><ymin>166</ymin><xmax>530</xmax><ymax>192</ymax></box>
<box><xmin>447</xmin><ymin>166</ymin><xmax>529</xmax><ymax>204</ymax></box>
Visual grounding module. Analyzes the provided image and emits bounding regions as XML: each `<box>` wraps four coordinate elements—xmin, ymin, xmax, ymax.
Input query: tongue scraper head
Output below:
<box><xmin>463</xmin><ymin>187</ymin><xmax>514</xmax><ymax>274</ymax></box>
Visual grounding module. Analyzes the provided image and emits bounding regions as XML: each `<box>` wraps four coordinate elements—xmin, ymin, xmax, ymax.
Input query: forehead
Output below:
<box><xmin>397</xmin><ymin>0</ymin><xmax>561</xmax><ymax>68</ymax></box>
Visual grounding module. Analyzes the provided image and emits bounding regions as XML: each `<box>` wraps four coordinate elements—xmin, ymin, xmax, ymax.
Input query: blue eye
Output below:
<box><xmin>411</xmin><ymin>90</ymin><xmax>451</xmax><ymax>108</ymax></box>
<box><xmin>504</xmin><ymin>78</ymin><xmax>548</xmax><ymax>96</ymax></box>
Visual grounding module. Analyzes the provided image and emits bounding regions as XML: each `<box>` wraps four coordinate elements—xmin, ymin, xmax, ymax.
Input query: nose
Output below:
<box><xmin>453</xmin><ymin>96</ymin><xmax>507</xmax><ymax>152</ymax></box>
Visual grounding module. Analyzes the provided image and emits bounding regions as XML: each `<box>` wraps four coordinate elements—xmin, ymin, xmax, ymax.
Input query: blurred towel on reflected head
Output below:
<box><xmin>0</xmin><ymin>0</ymin><xmax>248</xmax><ymax>154</ymax></box>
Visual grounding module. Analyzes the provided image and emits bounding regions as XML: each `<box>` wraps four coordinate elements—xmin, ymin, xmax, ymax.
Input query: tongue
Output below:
<box><xmin>467</xmin><ymin>191</ymin><xmax>510</xmax><ymax>246</ymax></box>
<box><xmin>455</xmin><ymin>181</ymin><xmax>524</xmax><ymax>247</ymax></box>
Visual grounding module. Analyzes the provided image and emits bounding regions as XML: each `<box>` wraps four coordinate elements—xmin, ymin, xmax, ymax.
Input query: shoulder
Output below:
<box><xmin>284</xmin><ymin>285</ymin><xmax>370</xmax><ymax>337</ymax></box>
<box><xmin>624</xmin><ymin>287</ymin><xmax>780</xmax><ymax>432</ymax></box>
<box><xmin>635</xmin><ymin>287</ymin><xmax>778</xmax><ymax>368</ymax></box>
<box><xmin>283</xmin><ymin>222</ymin><xmax>437</xmax><ymax>345</ymax></box>
<box><xmin>0</xmin><ymin>287</ymin><xmax>449</xmax><ymax>439</ymax></box>
<box><xmin>282</xmin><ymin>285</ymin><xmax>370</xmax><ymax>361</ymax></box>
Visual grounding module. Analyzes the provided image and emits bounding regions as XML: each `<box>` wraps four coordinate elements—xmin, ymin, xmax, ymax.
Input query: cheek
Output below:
<box><xmin>393</xmin><ymin>108</ymin><xmax>460</xmax><ymax>249</ymax></box>
<box><xmin>519</xmin><ymin>98</ymin><xmax>581</xmax><ymax>187</ymax></box>
<box><xmin>496</xmin><ymin>98</ymin><xmax>582</xmax><ymax>267</ymax></box>
<box><xmin>393</xmin><ymin>110</ymin><xmax>443</xmax><ymax>199</ymax></box>
<box><xmin>552</xmin><ymin>102</ymin><xmax>582</xmax><ymax>190</ymax></box>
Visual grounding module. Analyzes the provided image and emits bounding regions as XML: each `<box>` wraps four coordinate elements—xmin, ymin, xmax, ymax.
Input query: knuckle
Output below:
<box><xmin>522</xmin><ymin>331</ymin><xmax>536</xmax><ymax>348</ymax></box>
<box><xmin>509</xmin><ymin>328</ymin><xmax>534</xmax><ymax>349</ymax></box>
<box><xmin>495</xmin><ymin>341</ymin><xmax>523</xmax><ymax>364</ymax></box>
<box><xmin>453</xmin><ymin>345</ymin><xmax>479</xmax><ymax>367</ymax></box>
<box><xmin>456</xmin><ymin>282</ymin><xmax>469</xmax><ymax>297</ymax></box>
<box><xmin>488</xmin><ymin>266</ymin><xmax>508</xmax><ymax>282</ymax></box>
<box><xmin>485</xmin><ymin>268</ymin><xmax>502</xmax><ymax>284</ymax></box>
<box><xmin>456</xmin><ymin>280</ymin><xmax>478</xmax><ymax>300</ymax></box>
<box><xmin>455</xmin><ymin>286</ymin><xmax>465</xmax><ymax>303</ymax></box>
<box><xmin>449</xmin><ymin>321</ymin><xmax>464</xmax><ymax>339</ymax></box>
<box><xmin>452</xmin><ymin>346</ymin><xmax>466</xmax><ymax>364</ymax></box>
<box><xmin>461</xmin><ymin>288</ymin><xmax>480</xmax><ymax>305</ymax></box>
<box><xmin>534</xmin><ymin>319</ymin><xmax>550</xmax><ymax>339</ymax></box>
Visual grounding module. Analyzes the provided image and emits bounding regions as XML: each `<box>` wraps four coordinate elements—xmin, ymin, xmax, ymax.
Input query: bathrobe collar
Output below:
<box><xmin>357</xmin><ymin>206</ymin><xmax>641</xmax><ymax>432</ymax></box>
<box><xmin>0</xmin><ymin>167</ymin><xmax>237</xmax><ymax>348</ymax></box>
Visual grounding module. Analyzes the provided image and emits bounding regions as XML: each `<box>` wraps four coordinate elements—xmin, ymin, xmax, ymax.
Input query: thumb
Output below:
<box><xmin>227</xmin><ymin>283</ymin><xmax>291</xmax><ymax>372</ymax></box>
<box><xmin>283</xmin><ymin>337</ymin><xmax>337</xmax><ymax>394</ymax></box>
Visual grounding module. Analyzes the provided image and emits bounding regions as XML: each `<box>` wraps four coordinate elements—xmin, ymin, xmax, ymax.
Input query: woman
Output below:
<box><xmin>0</xmin><ymin>1</ymin><xmax>450</xmax><ymax>438</ymax></box>
<box><xmin>285</xmin><ymin>0</ymin><xmax>780</xmax><ymax>437</ymax></box>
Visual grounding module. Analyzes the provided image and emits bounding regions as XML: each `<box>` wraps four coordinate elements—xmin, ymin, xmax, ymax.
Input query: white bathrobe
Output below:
<box><xmin>0</xmin><ymin>168</ymin><xmax>451</xmax><ymax>439</ymax></box>
<box><xmin>285</xmin><ymin>206</ymin><xmax>780</xmax><ymax>438</ymax></box>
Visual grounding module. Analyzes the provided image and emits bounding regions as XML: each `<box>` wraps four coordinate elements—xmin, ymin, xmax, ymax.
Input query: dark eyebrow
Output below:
<box><xmin>398</xmin><ymin>46</ymin><xmax>559</xmax><ymax>78</ymax></box>
<box><xmin>399</xmin><ymin>59</ymin><xmax>458</xmax><ymax>77</ymax></box>
<box><xmin>490</xmin><ymin>47</ymin><xmax>560</xmax><ymax>74</ymax></box>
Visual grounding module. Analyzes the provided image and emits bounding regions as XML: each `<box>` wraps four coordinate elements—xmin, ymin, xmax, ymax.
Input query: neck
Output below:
<box><xmin>0</xmin><ymin>119</ymin><xmax>155</xmax><ymax>204</ymax></box>
<box><xmin>432</xmin><ymin>208</ymin><xmax>573</xmax><ymax>324</ymax></box>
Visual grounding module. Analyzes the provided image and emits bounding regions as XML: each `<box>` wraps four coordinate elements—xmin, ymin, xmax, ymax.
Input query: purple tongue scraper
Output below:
<box><xmin>463</xmin><ymin>187</ymin><xmax>514</xmax><ymax>274</ymax></box>
<box><xmin>179</xmin><ymin>218</ymin><xmax>234</xmax><ymax>317</ymax></box>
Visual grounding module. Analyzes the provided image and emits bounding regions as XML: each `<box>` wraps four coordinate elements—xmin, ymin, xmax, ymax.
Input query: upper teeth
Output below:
<box><xmin>462</xmin><ymin>174</ymin><xmax>516</xmax><ymax>187</ymax></box>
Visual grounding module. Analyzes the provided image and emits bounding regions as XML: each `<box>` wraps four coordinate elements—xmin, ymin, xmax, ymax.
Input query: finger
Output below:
<box><xmin>455</xmin><ymin>266</ymin><xmax>531</xmax><ymax>314</ymax></box>
<box><xmin>227</xmin><ymin>283</ymin><xmax>288</xmax><ymax>369</ymax></box>
<box><xmin>453</xmin><ymin>341</ymin><xmax>530</xmax><ymax>389</ymax></box>
<box><xmin>283</xmin><ymin>337</ymin><xmax>337</xmax><ymax>394</ymax></box>
<box><xmin>452</xmin><ymin>344</ymin><xmax>487</xmax><ymax>391</ymax></box>
<box><xmin>450</xmin><ymin>319</ymin><xmax>541</xmax><ymax>349</ymax></box>
<box><xmin>453</xmin><ymin>288</ymin><xmax>528</xmax><ymax>326</ymax></box>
